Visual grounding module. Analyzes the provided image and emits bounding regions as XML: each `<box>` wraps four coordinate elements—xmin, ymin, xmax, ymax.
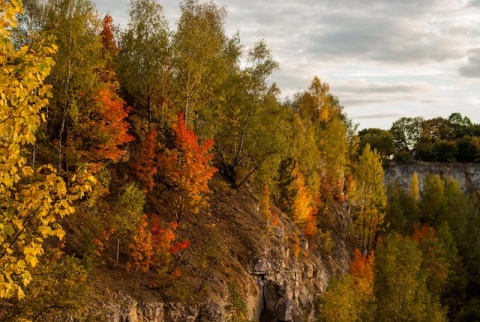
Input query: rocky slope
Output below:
<box><xmin>84</xmin><ymin>162</ymin><xmax>480</xmax><ymax>321</ymax></box>
<box><xmin>91</xmin><ymin>180</ymin><xmax>353</xmax><ymax>322</ymax></box>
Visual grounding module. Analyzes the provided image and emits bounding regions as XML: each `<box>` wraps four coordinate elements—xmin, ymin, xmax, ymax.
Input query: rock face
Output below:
<box><xmin>105</xmin><ymin>216</ymin><xmax>350</xmax><ymax>322</ymax></box>
<box><xmin>89</xmin><ymin>181</ymin><xmax>353</xmax><ymax>322</ymax></box>
<box><xmin>101</xmin><ymin>203</ymin><xmax>351</xmax><ymax>322</ymax></box>
<box><xmin>107</xmin><ymin>297</ymin><xmax>225</xmax><ymax>322</ymax></box>
<box><xmin>95</xmin><ymin>162</ymin><xmax>479</xmax><ymax>321</ymax></box>
<box><xmin>248</xmin><ymin>222</ymin><xmax>330</xmax><ymax>322</ymax></box>
<box><xmin>384</xmin><ymin>161</ymin><xmax>480</xmax><ymax>191</ymax></box>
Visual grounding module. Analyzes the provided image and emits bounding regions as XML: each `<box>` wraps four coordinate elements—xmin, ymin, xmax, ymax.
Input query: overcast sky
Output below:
<box><xmin>93</xmin><ymin>0</ymin><xmax>480</xmax><ymax>130</ymax></box>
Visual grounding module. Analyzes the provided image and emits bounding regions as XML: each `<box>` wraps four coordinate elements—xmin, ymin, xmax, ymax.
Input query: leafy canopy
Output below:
<box><xmin>0</xmin><ymin>0</ymin><xmax>93</xmax><ymax>299</ymax></box>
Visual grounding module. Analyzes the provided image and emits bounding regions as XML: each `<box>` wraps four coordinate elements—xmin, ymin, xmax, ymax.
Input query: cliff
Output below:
<box><xmin>90</xmin><ymin>180</ymin><xmax>353</xmax><ymax>322</ymax></box>
<box><xmin>384</xmin><ymin>161</ymin><xmax>480</xmax><ymax>192</ymax></box>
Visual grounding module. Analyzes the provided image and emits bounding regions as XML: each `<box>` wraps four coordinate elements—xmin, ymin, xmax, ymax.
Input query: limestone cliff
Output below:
<box><xmin>92</xmin><ymin>183</ymin><xmax>353</xmax><ymax>322</ymax></box>
<box><xmin>384</xmin><ymin>161</ymin><xmax>480</xmax><ymax>191</ymax></box>
<box><xmin>86</xmin><ymin>162</ymin><xmax>479</xmax><ymax>321</ymax></box>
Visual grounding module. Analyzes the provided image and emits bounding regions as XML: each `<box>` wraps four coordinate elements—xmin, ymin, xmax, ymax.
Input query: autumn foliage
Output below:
<box><xmin>133</xmin><ymin>129</ymin><xmax>158</xmax><ymax>191</ymax></box>
<box><xmin>86</xmin><ymin>87</ymin><xmax>132</xmax><ymax>163</ymax></box>
<box><xmin>411</xmin><ymin>225</ymin><xmax>450</xmax><ymax>296</ymax></box>
<box><xmin>128</xmin><ymin>214</ymin><xmax>189</xmax><ymax>274</ymax></box>
<box><xmin>100</xmin><ymin>14</ymin><xmax>119</xmax><ymax>56</ymax></box>
<box><xmin>350</xmin><ymin>248</ymin><xmax>375</xmax><ymax>296</ymax></box>
<box><xmin>5</xmin><ymin>0</ymin><xmax>480</xmax><ymax>320</ymax></box>
<box><xmin>158</xmin><ymin>113</ymin><xmax>217</xmax><ymax>223</ymax></box>
<box><xmin>0</xmin><ymin>1</ymin><xmax>95</xmax><ymax>298</ymax></box>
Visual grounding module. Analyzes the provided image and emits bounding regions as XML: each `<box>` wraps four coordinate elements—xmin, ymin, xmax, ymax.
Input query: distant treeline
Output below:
<box><xmin>359</xmin><ymin>113</ymin><xmax>480</xmax><ymax>163</ymax></box>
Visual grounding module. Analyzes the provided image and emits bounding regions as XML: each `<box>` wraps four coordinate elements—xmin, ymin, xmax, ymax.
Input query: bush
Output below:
<box><xmin>393</xmin><ymin>150</ymin><xmax>412</xmax><ymax>163</ymax></box>
<box><xmin>456</xmin><ymin>136</ymin><xmax>479</xmax><ymax>162</ymax></box>
<box><xmin>416</xmin><ymin>143</ymin><xmax>437</xmax><ymax>161</ymax></box>
<box><xmin>434</xmin><ymin>141</ymin><xmax>457</xmax><ymax>162</ymax></box>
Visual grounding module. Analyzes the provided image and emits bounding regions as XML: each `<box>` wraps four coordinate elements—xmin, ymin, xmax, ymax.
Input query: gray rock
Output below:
<box><xmin>384</xmin><ymin>161</ymin><xmax>480</xmax><ymax>191</ymax></box>
<box><xmin>197</xmin><ymin>302</ymin><xmax>224</xmax><ymax>322</ymax></box>
<box><xmin>251</xmin><ymin>256</ymin><xmax>271</xmax><ymax>275</ymax></box>
<box><xmin>274</xmin><ymin>296</ymin><xmax>293</xmax><ymax>321</ymax></box>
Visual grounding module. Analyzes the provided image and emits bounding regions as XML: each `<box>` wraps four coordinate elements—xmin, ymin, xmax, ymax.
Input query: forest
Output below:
<box><xmin>1</xmin><ymin>0</ymin><xmax>480</xmax><ymax>321</ymax></box>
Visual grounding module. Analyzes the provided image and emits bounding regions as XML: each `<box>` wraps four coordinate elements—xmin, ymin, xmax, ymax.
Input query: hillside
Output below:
<box><xmin>85</xmin><ymin>178</ymin><xmax>352</xmax><ymax>321</ymax></box>
<box><xmin>2</xmin><ymin>1</ymin><xmax>480</xmax><ymax>321</ymax></box>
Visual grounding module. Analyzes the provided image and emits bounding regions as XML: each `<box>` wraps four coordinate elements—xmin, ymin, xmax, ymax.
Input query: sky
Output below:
<box><xmin>93</xmin><ymin>0</ymin><xmax>480</xmax><ymax>130</ymax></box>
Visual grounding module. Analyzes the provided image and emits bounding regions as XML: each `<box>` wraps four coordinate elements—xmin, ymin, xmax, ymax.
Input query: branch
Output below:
<box><xmin>234</xmin><ymin>153</ymin><xmax>270</xmax><ymax>189</ymax></box>
<box><xmin>0</xmin><ymin>207</ymin><xmax>40</xmax><ymax>261</ymax></box>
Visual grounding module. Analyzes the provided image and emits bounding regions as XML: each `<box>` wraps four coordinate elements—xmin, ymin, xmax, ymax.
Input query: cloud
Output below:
<box><xmin>92</xmin><ymin>0</ymin><xmax>480</xmax><ymax>130</ymax></box>
<box><xmin>95</xmin><ymin>0</ymin><xmax>471</xmax><ymax>65</ymax></box>
<box><xmin>469</xmin><ymin>0</ymin><xmax>480</xmax><ymax>8</ymax></box>
<box><xmin>459</xmin><ymin>48</ymin><xmax>480</xmax><ymax>78</ymax></box>
<box><xmin>335</xmin><ymin>80</ymin><xmax>432</xmax><ymax>94</ymax></box>
<box><xmin>211</xmin><ymin>0</ymin><xmax>468</xmax><ymax>68</ymax></box>
<box><xmin>95</xmin><ymin>0</ymin><xmax>130</xmax><ymax>26</ymax></box>
<box><xmin>353</xmin><ymin>113</ymin><xmax>403</xmax><ymax>120</ymax></box>
<box><xmin>331</xmin><ymin>80</ymin><xmax>433</xmax><ymax>108</ymax></box>
<box><xmin>341</xmin><ymin>95</ymin><xmax>425</xmax><ymax>106</ymax></box>
<box><xmin>305</xmin><ymin>8</ymin><xmax>463</xmax><ymax>64</ymax></box>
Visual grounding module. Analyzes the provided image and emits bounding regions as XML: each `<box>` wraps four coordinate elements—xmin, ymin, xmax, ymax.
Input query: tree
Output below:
<box><xmin>358</xmin><ymin>128</ymin><xmax>394</xmax><ymax>160</ymax></box>
<box><xmin>350</xmin><ymin>249</ymin><xmax>374</xmax><ymax>297</ymax></box>
<box><xmin>100</xmin><ymin>13</ymin><xmax>119</xmax><ymax>57</ymax></box>
<box><xmin>74</xmin><ymin>13</ymin><xmax>134</xmax><ymax>167</ymax></box>
<box><xmin>374</xmin><ymin>234</ymin><xmax>446</xmax><ymax>322</ymax></box>
<box><xmin>296</xmin><ymin>76</ymin><xmax>339</xmax><ymax>122</ymax></box>
<box><xmin>420</xmin><ymin>117</ymin><xmax>455</xmax><ymax>143</ymax></box>
<box><xmin>320</xmin><ymin>249</ymin><xmax>375</xmax><ymax>322</ymax></box>
<box><xmin>99</xmin><ymin>13</ymin><xmax>119</xmax><ymax>84</ymax></box>
<box><xmin>318</xmin><ymin>116</ymin><xmax>349</xmax><ymax>205</ymax></box>
<box><xmin>320</xmin><ymin>275</ymin><xmax>362</xmax><ymax>322</ymax></box>
<box><xmin>456</xmin><ymin>136</ymin><xmax>479</xmax><ymax>162</ymax></box>
<box><xmin>66</xmin><ymin>86</ymin><xmax>133</xmax><ymax>171</ymax></box>
<box><xmin>385</xmin><ymin>181</ymin><xmax>419</xmax><ymax>234</ymax></box>
<box><xmin>132</xmin><ymin>129</ymin><xmax>158</xmax><ymax>191</ymax></box>
<box><xmin>171</xmin><ymin>0</ymin><xmax>230</xmax><ymax>132</ymax></box>
<box><xmin>411</xmin><ymin>172</ymin><xmax>420</xmax><ymax>201</ymax></box>
<box><xmin>292</xmin><ymin>76</ymin><xmax>350</xmax><ymax>207</ymax></box>
<box><xmin>158</xmin><ymin>113</ymin><xmax>217</xmax><ymax>224</ymax></box>
<box><xmin>448</xmin><ymin>112</ymin><xmax>473</xmax><ymax>138</ymax></box>
<box><xmin>117</xmin><ymin>0</ymin><xmax>170</xmax><ymax>133</ymax></box>
<box><xmin>433</xmin><ymin>141</ymin><xmax>457</xmax><ymax>162</ymax></box>
<box><xmin>0</xmin><ymin>0</ymin><xmax>93</xmax><ymax>298</ymax></box>
<box><xmin>438</xmin><ymin>179</ymin><xmax>480</xmax><ymax>321</ymax></box>
<box><xmin>412</xmin><ymin>225</ymin><xmax>457</xmax><ymax>298</ymax></box>
<box><xmin>289</xmin><ymin>167</ymin><xmax>315</xmax><ymax>231</ymax></box>
<box><xmin>345</xmin><ymin>117</ymin><xmax>360</xmax><ymax>165</ymax></box>
<box><xmin>32</xmin><ymin>0</ymin><xmax>104</xmax><ymax>171</ymax></box>
<box><xmin>128</xmin><ymin>214</ymin><xmax>189</xmax><ymax>279</ymax></box>
<box><xmin>415</xmin><ymin>142</ymin><xmax>438</xmax><ymax>161</ymax></box>
<box><xmin>419</xmin><ymin>174</ymin><xmax>446</xmax><ymax>225</ymax></box>
<box><xmin>214</xmin><ymin>41</ymin><xmax>286</xmax><ymax>188</ymax></box>
<box><xmin>296</xmin><ymin>115</ymin><xmax>322</xmax><ymax>192</ymax></box>
<box><xmin>23</xmin><ymin>2</ymin><xmax>133</xmax><ymax>175</ymax></box>
<box><xmin>353</xmin><ymin>144</ymin><xmax>386</xmax><ymax>254</ymax></box>
<box><xmin>0</xmin><ymin>253</ymin><xmax>92</xmax><ymax>321</ymax></box>
<box><xmin>277</xmin><ymin>110</ymin><xmax>321</xmax><ymax>198</ymax></box>
<box><xmin>390</xmin><ymin>116</ymin><xmax>423</xmax><ymax>153</ymax></box>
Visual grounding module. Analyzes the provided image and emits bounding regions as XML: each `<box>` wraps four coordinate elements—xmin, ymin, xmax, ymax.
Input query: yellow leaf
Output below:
<box><xmin>38</xmin><ymin>225</ymin><xmax>52</xmax><ymax>237</ymax></box>
<box><xmin>21</xmin><ymin>271</ymin><xmax>32</xmax><ymax>286</ymax></box>
<box><xmin>16</xmin><ymin>260</ymin><xmax>25</xmax><ymax>270</ymax></box>
<box><xmin>17</xmin><ymin>287</ymin><xmax>25</xmax><ymax>300</ymax></box>
<box><xmin>25</xmin><ymin>254</ymin><xmax>38</xmax><ymax>268</ymax></box>
<box><xmin>21</xmin><ymin>166</ymin><xmax>34</xmax><ymax>177</ymax></box>
<box><xmin>52</xmin><ymin>228</ymin><xmax>66</xmax><ymax>240</ymax></box>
